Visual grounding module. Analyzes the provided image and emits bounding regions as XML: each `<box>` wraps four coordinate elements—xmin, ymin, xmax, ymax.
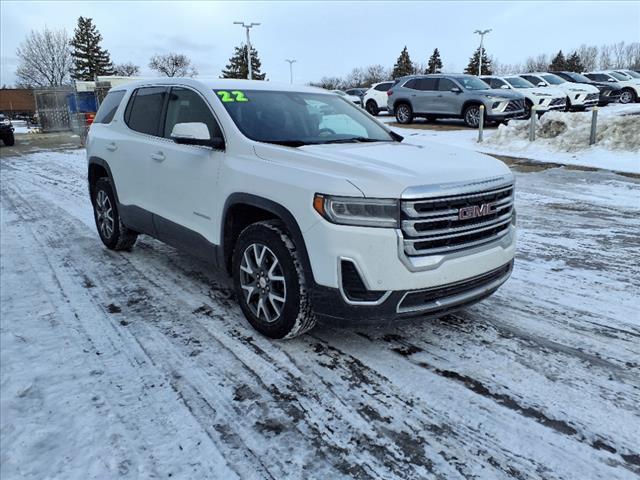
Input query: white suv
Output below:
<box><xmin>363</xmin><ymin>81</ymin><xmax>394</xmax><ymax>115</ymax></box>
<box><xmin>519</xmin><ymin>72</ymin><xmax>599</xmax><ymax>110</ymax></box>
<box><xmin>481</xmin><ymin>75</ymin><xmax>566</xmax><ymax>117</ymax></box>
<box><xmin>87</xmin><ymin>78</ymin><xmax>516</xmax><ymax>339</ymax></box>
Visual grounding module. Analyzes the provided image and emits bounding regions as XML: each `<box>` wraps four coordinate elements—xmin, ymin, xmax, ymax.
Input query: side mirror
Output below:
<box><xmin>450</xmin><ymin>87</ymin><xmax>462</xmax><ymax>93</ymax></box>
<box><xmin>537</xmin><ymin>82</ymin><xmax>546</xmax><ymax>87</ymax></box>
<box><xmin>171</xmin><ymin>122</ymin><xmax>224</xmax><ymax>149</ymax></box>
<box><xmin>500</xmin><ymin>84</ymin><xmax>510</xmax><ymax>89</ymax></box>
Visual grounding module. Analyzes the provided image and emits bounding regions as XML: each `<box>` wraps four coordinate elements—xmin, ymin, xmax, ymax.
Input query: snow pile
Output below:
<box><xmin>487</xmin><ymin>107</ymin><xmax>640</xmax><ymax>152</ymax></box>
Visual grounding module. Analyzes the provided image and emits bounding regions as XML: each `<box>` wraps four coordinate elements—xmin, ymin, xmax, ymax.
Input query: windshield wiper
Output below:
<box><xmin>312</xmin><ymin>137</ymin><xmax>387</xmax><ymax>144</ymax></box>
<box><xmin>262</xmin><ymin>140</ymin><xmax>309</xmax><ymax>147</ymax></box>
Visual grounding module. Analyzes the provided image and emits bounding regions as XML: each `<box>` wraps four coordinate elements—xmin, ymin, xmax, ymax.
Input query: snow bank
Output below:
<box><xmin>487</xmin><ymin>106</ymin><xmax>640</xmax><ymax>152</ymax></box>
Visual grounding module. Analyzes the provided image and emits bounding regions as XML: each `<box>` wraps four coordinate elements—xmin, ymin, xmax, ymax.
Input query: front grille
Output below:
<box><xmin>401</xmin><ymin>182</ymin><xmax>514</xmax><ymax>256</ymax></box>
<box><xmin>550</xmin><ymin>98</ymin><xmax>565</xmax><ymax>106</ymax></box>
<box><xmin>586</xmin><ymin>93</ymin><xmax>599</xmax><ymax>101</ymax></box>
<box><xmin>398</xmin><ymin>261</ymin><xmax>513</xmax><ymax>313</ymax></box>
<box><xmin>505</xmin><ymin>99</ymin><xmax>524</xmax><ymax>112</ymax></box>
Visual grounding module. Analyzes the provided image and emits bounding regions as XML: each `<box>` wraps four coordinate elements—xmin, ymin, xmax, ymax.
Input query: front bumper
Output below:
<box><xmin>312</xmin><ymin>260</ymin><xmax>514</xmax><ymax>323</ymax></box>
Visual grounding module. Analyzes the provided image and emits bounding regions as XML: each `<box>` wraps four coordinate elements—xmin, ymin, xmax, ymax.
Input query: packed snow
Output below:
<box><xmin>1</xmin><ymin>149</ymin><xmax>639</xmax><ymax>479</ymax></box>
<box><xmin>382</xmin><ymin>104</ymin><xmax>640</xmax><ymax>174</ymax></box>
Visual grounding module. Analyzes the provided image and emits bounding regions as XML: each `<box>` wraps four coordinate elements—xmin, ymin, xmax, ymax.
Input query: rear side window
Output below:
<box><xmin>438</xmin><ymin>78</ymin><xmax>457</xmax><ymax>91</ymax></box>
<box><xmin>521</xmin><ymin>75</ymin><xmax>542</xmax><ymax>85</ymax></box>
<box><xmin>125</xmin><ymin>87</ymin><xmax>168</xmax><ymax>136</ymax></box>
<box><xmin>163</xmin><ymin>87</ymin><xmax>222</xmax><ymax>139</ymax></box>
<box><xmin>94</xmin><ymin>90</ymin><xmax>125</xmax><ymax>124</ymax></box>
<box><xmin>417</xmin><ymin>78</ymin><xmax>437</xmax><ymax>91</ymax></box>
<box><xmin>374</xmin><ymin>82</ymin><xmax>392</xmax><ymax>92</ymax></box>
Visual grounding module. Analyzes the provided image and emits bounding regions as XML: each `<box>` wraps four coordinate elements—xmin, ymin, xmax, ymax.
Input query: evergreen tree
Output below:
<box><xmin>565</xmin><ymin>52</ymin><xmax>585</xmax><ymax>72</ymax></box>
<box><xmin>391</xmin><ymin>46</ymin><xmax>414</xmax><ymax>78</ymax></box>
<box><xmin>221</xmin><ymin>44</ymin><xmax>266</xmax><ymax>80</ymax></box>
<box><xmin>426</xmin><ymin>48</ymin><xmax>443</xmax><ymax>74</ymax></box>
<box><xmin>464</xmin><ymin>47</ymin><xmax>492</xmax><ymax>75</ymax></box>
<box><xmin>70</xmin><ymin>16</ymin><xmax>114</xmax><ymax>80</ymax></box>
<box><xmin>548</xmin><ymin>50</ymin><xmax>567</xmax><ymax>71</ymax></box>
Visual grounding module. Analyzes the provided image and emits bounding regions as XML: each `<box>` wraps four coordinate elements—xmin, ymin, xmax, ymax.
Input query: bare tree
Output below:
<box><xmin>362</xmin><ymin>64</ymin><xmax>390</xmax><ymax>86</ymax></box>
<box><xmin>524</xmin><ymin>54</ymin><xmax>549</xmax><ymax>72</ymax></box>
<box><xmin>113</xmin><ymin>62</ymin><xmax>140</xmax><ymax>77</ymax></box>
<box><xmin>612</xmin><ymin>41</ymin><xmax>627</xmax><ymax>68</ymax></box>
<box><xmin>599</xmin><ymin>44</ymin><xmax>613</xmax><ymax>69</ymax></box>
<box><xmin>15</xmin><ymin>27</ymin><xmax>72</xmax><ymax>87</ymax></box>
<box><xmin>149</xmin><ymin>53</ymin><xmax>197</xmax><ymax>77</ymax></box>
<box><xmin>344</xmin><ymin>67</ymin><xmax>365</xmax><ymax>88</ymax></box>
<box><xmin>624</xmin><ymin>42</ymin><xmax>640</xmax><ymax>69</ymax></box>
<box><xmin>575</xmin><ymin>44</ymin><xmax>598</xmax><ymax>72</ymax></box>
<box><xmin>492</xmin><ymin>59</ymin><xmax>523</xmax><ymax>75</ymax></box>
<box><xmin>309</xmin><ymin>77</ymin><xmax>345</xmax><ymax>90</ymax></box>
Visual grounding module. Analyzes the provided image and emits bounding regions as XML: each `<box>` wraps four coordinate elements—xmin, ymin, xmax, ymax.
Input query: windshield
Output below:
<box><xmin>452</xmin><ymin>76</ymin><xmax>490</xmax><ymax>90</ymax></box>
<box><xmin>565</xmin><ymin>72</ymin><xmax>592</xmax><ymax>83</ymax></box>
<box><xmin>215</xmin><ymin>89</ymin><xmax>395</xmax><ymax>146</ymax></box>
<box><xmin>609</xmin><ymin>71</ymin><xmax>629</xmax><ymax>81</ymax></box>
<box><xmin>541</xmin><ymin>74</ymin><xmax>566</xmax><ymax>85</ymax></box>
<box><xmin>505</xmin><ymin>76</ymin><xmax>535</xmax><ymax>88</ymax></box>
<box><xmin>622</xmin><ymin>70</ymin><xmax>640</xmax><ymax>79</ymax></box>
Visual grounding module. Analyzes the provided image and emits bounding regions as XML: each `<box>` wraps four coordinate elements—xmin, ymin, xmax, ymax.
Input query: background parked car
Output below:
<box><xmin>519</xmin><ymin>72</ymin><xmax>599</xmax><ymax>111</ymax></box>
<box><xmin>345</xmin><ymin>88</ymin><xmax>367</xmax><ymax>101</ymax></box>
<box><xmin>481</xmin><ymin>75</ymin><xmax>565</xmax><ymax>118</ymax></box>
<box><xmin>387</xmin><ymin>74</ymin><xmax>526</xmax><ymax>128</ymax></box>
<box><xmin>0</xmin><ymin>113</ymin><xmax>15</xmax><ymax>146</ymax></box>
<box><xmin>332</xmin><ymin>89</ymin><xmax>362</xmax><ymax>106</ymax></box>
<box><xmin>362</xmin><ymin>81</ymin><xmax>394</xmax><ymax>115</ymax></box>
<box><xmin>551</xmin><ymin>71</ymin><xmax>622</xmax><ymax>106</ymax></box>
<box><xmin>612</xmin><ymin>70</ymin><xmax>640</xmax><ymax>81</ymax></box>
<box><xmin>584</xmin><ymin>71</ymin><xmax>640</xmax><ymax>104</ymax></box>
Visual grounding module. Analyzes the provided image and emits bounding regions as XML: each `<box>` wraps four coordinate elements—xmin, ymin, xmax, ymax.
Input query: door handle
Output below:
<box><xmin>151</xmin><ymin>151</ymin><xmax>165</xmax><ymax>162</ymax></box>
<box><xmin>106</xmin><ymin>142</ymin><xmax>117</xmax><ymax>152</ymax></box>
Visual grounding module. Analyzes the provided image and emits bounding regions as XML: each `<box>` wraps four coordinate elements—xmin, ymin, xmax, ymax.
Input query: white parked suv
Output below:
<box><xmin>362</xmin><ymin>81</ymin><xmax>394</xmax><ymax>115</ymax></box>
<box><xmin>481</xmin><ymin>75</ymin><xmax>566</xmax><ymax>117</ymax></box>
<box><xmin>87</xmin><ymin>78</ymin><xmax>516</xmax><ymax>339</ymax></box>
<box><xmin>519</xmin><ymin>72</ymin><xmax>599</xmax><ymax>110</ymax></box>
<box><xmin>584</xmin><ymin>71</ymin><xmax>640</xmax><ymax>104</ymax></box>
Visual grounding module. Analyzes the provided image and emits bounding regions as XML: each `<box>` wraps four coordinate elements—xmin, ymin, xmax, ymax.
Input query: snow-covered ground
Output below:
<box><xmin>1</xmin><ymin>149</ymin><xmax>639</xmax><ymax>479</ymax></box>
<box><xmin>10</xmin><ymin>120</ymin><xmax>39</xmax><ymax>134</ymax></box>
<box><xmin>382</xmin><ymin>104</ymin><xmax>640</xmax><ymax>174</ymax></box>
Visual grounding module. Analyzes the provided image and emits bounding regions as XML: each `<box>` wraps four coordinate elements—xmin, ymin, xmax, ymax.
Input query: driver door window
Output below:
<box><xmin>163</xmin><ymin>87</ymin><xmax>222</xmax><ymax>140</ymax></box>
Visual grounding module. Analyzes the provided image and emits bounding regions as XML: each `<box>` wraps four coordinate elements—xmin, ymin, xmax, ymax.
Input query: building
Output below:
<box><xmin>0</xmin><ymin>88</ymin><xmax>36</xmax><ymax>117</ymax></box>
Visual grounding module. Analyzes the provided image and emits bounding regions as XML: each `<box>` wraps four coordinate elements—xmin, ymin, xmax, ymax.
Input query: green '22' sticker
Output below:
<box><xmin>216</xmin><ymin>90</ymin><xmax>249</xmax><ymax>102</ymax></box>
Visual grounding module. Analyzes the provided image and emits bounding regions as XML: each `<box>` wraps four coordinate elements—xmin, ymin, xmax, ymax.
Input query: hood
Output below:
<box><xmin>556</xmin><ymin>82</ymin><xmax>599</xmax><ymax>94</ymax></box>
<box><xmin>254</xmin><ymin>141</ymin><xmax>512</xmax><ymax>198</ymax></box>
<box><xmin>478</xmin><ymin>89</ymin><xmax>523</xmax><ymax>100</ymax></box>
<box><xmin>530</xmin><ymin>86</ymin><xmax>565</xmax><ymax>98</ymax></box>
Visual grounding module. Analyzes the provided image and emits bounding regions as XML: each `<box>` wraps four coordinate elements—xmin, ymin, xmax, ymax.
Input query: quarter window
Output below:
<box><xmin>374</xmin><ymin>82</ymin><xmax>392</xmax><ymax>92</ymax></box>
<box><xmin>94</xmin><ymin>90</ymin><xmax>125</xmax><ymax>124</ymax></box>
<box><xmin>125</xmin><ymin>87</ymin><xmax>168</xmax><ymax>136</ymax></box>
<box><xmin>163</xmin><ymin>87</ymin><xmax>221</xmax><ymax>139</ymax></box>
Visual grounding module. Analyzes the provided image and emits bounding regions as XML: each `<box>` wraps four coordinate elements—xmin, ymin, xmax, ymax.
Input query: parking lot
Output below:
<box><xmin>1</xmin><ymin>132</ymin><xmax>638</xmax><ymax>479</ymax></box>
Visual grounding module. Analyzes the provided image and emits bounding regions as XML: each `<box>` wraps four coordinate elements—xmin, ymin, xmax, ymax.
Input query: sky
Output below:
<box><xmin>1</xmin><ymin>0</ymin><xmax>639</xmax><ymax>86</ymax></box>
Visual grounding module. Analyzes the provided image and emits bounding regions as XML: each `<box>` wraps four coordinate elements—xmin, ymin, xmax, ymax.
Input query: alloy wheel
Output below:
<box><xmin>397</xmin><ymin>105</ymin><xmax>410</xmax><ymax>123</ymax></box>
<box><xmin>465</xmin><ymin>107</ymin><xmax>480</xmax><ymax>127</ymax></box>
<box><xmin>239</xmin><ymin>243</ymin><xmax>287</xmax><ymax>323</ymax></box>
<box><xmin>95</xmin><ymin>190</ymin><xmax>114</xmax><ymax>239</ymax></box>
<box><xmin>620</xmin><ymin>90</ymin><xmax>633</xmax><ymax>104</ymax></box>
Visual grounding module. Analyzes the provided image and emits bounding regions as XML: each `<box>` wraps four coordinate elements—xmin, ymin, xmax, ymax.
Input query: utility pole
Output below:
<box><xmin>233</xmin><ymin>21</ymin><xmax>260</xmax><ymax>79</ymax></box>
<box><xmin>285</xmin><ymin>59</ymin><xmax>297</xmax><ymax>84</ymax></box>
<box><xmin>473</xmin><ymin>28</ymin><xmax>492</xmax><ymax>76</ymax></box>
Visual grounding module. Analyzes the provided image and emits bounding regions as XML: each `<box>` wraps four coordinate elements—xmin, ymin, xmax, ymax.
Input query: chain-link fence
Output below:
<box><xmin>33</xmin><ymin>87</ymin><xmax>73</xmax><ymax>133</ymax></box>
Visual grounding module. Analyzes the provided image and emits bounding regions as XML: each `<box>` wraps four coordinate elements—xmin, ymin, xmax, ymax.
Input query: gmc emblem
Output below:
<box><xmin>458</xmin><ymin>202</ymin><xmax>497</xmax><ymax>220</ymax></box>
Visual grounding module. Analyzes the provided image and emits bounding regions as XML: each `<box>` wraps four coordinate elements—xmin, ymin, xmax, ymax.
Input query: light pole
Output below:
<box><xmin>473</xmin><ymin>28</ymin><xmax>492</xmax><ymax>76</ymax></box>
<box><xmin>285</xmin><ymin>59</ymin><xmax>297</xmax><ymax>84</ymax></box>
<box><xmin>233</xmin><ymin>21</ymin><xmax>260</xmax><ymax>79</ymax></box>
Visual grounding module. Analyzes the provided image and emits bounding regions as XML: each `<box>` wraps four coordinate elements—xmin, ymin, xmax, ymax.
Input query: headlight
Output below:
<box><xmin>484</xmin><ymin>95</ymin><xmax>505</xmax><ymax>101</ymax></box>
<box><xmin>313</xmin><ymin>194</ymin><xmax>399</xmax><ymax>228</ymax></box>
<box><xmin>2</xmin><ymin>119</ymin><xmax>10</xmax><ymax>126</ymax></box>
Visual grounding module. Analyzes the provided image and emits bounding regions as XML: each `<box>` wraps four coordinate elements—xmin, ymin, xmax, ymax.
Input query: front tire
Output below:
<box><xmin>232</xmin><ymin>220</ymin><xmax>316</xmax><ymax>339</ymax></box>
<box><xmin>395</xmin><ymin>103</ymin><xmax>413</xmax><ymax>124</ymax></box>
<box><xmin>463</xmin><ymin>104</ymin><xmax>482</xmax><ymax>128</ymax></box>
<box><xmin>365</xmin><ymin>100</ymin><xmax>379</xmax><ymax>116</ymax></box>
<box><xmin>619</xmin><ymin>88</ymin><xmax>636</xmax><ymax>104</ymax></box>
<box><xmin>2</xmin><ymin>133</ymin><xmax>14</xmax><ymax>146</ymax></box>
<box><xmin>92</xmin><ymin>178</ymin><xmax>138</xmax><ymax>250</ymax></box>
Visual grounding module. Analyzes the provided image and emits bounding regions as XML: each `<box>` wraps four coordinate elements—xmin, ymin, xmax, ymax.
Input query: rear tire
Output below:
<box><xmin>395</xmin><ymin>103</ymin><xmax>413</xmax><ymax>124</ymax></box>
<box><xmin>92</xmin><ymin>178</ymin><xmax>138</xmax><ymax>251</ymax></box>
<box><xmin>463</xmin><ymin>104</ymin><xmax>482</xmax><ymax>128</ymax></box>
<box><xmin>365</xmin><ymin>100</ymin><xmax>379</xmax><ymax>116</ymax></box>
<box><xmin>232</xmin><ymin>220</ymin><xmax>316</xmax><ymax>339</ymax></box>
<box><xmin>619</xmin><ymin>88</ymin><xmax>636</xmax><ymax>104</ymax></box>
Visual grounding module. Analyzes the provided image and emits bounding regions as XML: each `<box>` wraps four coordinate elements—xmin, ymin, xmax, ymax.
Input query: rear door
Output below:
<box><xmin>111</xmin><ymin>86</ymin><xmax>169</xmax><ymax>232</ymax></box>
<box><xmin>408</xmin><ymin>78</ymin><xmax>437</xmax><ymax>113</ymax></box>
<box><xmin>151</xmin><ymin>86</ymin><xmax>225</xmax><ymax>249</ymax></box>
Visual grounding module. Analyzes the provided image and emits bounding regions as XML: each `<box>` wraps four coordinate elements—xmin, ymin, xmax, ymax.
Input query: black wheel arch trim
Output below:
<box><xmin>88</xmin><ymin>156</ymin><xmax>119</xmax><ymax>204</ymax></box>
<box><xmin>221</xmin><ymin>193</ymin><xmax>316</xmax><ymax>287</ymax></box>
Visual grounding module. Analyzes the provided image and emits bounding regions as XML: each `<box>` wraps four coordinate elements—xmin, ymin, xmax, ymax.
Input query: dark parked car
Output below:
<box><xmin>345</xmin><ymin>88</ymin><xmax>367</xmax><ymax>100</ymax></box>
<box><xmin>0</xmin><ymin>114</ymin><xmax>15</xmax><ymax>146</ymax></box>
<box><xmin>551</xmin><ymin>71</ymin><xmax>622</xmax><ymax>106</ymax></box>
<box><xmin>387</xmin><ymin>74</ymin><xmax>526</xmax><ymax>127</ymax></box>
